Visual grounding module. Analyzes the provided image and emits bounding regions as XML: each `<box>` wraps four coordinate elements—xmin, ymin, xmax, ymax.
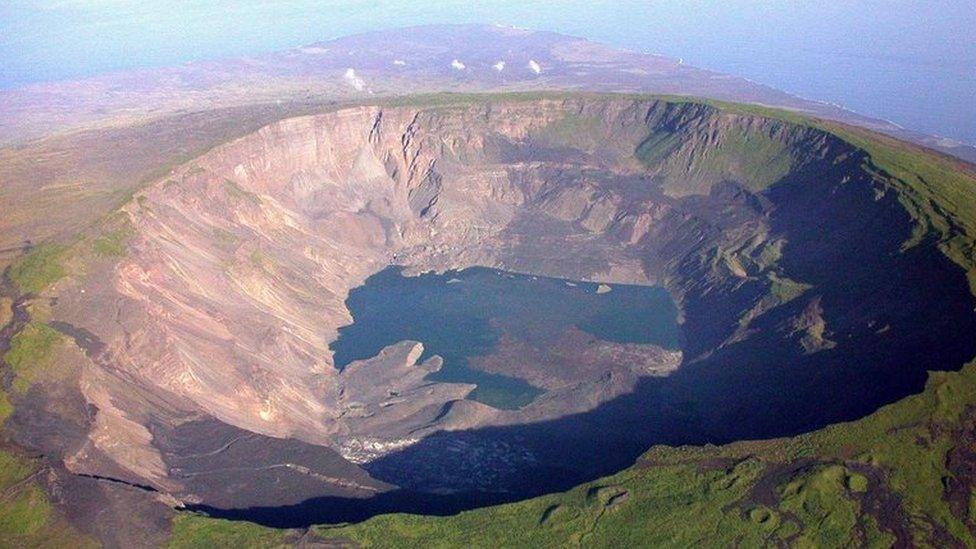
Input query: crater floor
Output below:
<box><xmin>332</xmin><ymin>266</ymin><xmax>681</xmax><ymax>410</ymax></box>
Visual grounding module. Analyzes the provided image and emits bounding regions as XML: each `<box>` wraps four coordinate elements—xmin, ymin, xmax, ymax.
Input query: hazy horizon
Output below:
<box><xmin>1</xmin><ymin>0</ymin><xmax>973</xmax><ymax>145</ymax></box>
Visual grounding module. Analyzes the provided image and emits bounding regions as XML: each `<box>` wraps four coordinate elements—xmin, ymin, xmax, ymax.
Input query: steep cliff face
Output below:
<box><xmin>9</xmin><ymin>96</ymin><xmax>974</xmax><ymax>517</ymax></box>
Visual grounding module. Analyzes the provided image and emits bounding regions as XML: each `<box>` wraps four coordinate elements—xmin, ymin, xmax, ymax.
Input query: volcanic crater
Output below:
<box><xmin>11</xmin><ymin>95</ymin><xmax>976</xmax><ymax>526</ymax></box>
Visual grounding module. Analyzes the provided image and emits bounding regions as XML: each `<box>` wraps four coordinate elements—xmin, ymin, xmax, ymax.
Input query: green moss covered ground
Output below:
<box><xmin>0</xmin><ymin>450</ymin><xmax>95</xmax><ymax>547</ymax></box>
<box><xmin>6</xmin><ymin>244</ymin><xmax>67</xmax><ymax>295</ymax></box>
<box><xmin>4</xmin><ymin>322</ymin><xmax>67</xmax><ymax>394</ymax></box>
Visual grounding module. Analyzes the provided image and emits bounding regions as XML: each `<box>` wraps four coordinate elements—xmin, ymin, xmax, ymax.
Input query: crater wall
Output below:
<box><xmin>14</xmin><ymin>97</ymin><xmax>974</xmax><ymax>513</ymax></box>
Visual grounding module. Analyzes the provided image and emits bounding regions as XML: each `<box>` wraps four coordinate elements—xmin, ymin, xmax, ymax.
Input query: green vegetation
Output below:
<box><xmin>747</xmin><ymin>506</ymin><xmax>780</xmax><ymax>531</ymax></box>
<box><xmin>167</xmin><ymin>514</ymin><xmax>290</xmax><ymax>549</ymax></box>
<box><xmin>636</xmin><ymin>120</ymin><xmax>794</xmax><ymax>197</ymax></box>
<box><xmin>0</xmin><ymin>390</ymin><xmax>12</xmax><ymax>424</ymax></box>
<box><xmin>539</xmin><ymin>112</ymin><xmax>611</xmax><ymax>151</ymax></box>
<box><xmin>777</xmin><ymin>465</ymin><xmax>860</xmax><ymax>546</ymax></box>
<box><xmin>658</xmin><ymin>94</ymin><xmax>976</xmax><ymax>291</ymax></box>
<box><xmin>634</xmin><ymin>129</ymin><xmax>683</xmax><ymax>166</ymax></box>
<box><xmin>767</xmin><ymin>273</ymin><xmax>812</xmax><ymax>303</ymax></box>
<box><xmin>212</xmin><ymin>227</ymin><xmax>239</xmax><ymax>247</ymax></box>
<box><xmin>734</xmin><ymin>273</ymin><xmax>811</xmax><ymax>336</ymax></box>
<box><xmin>847</xmin><ymin>472</ymin><xmax>869</xmax><ymax>493</ymax></box>
<box><xmin>3</xmin><ymin>321</ymin><xmax>66</xmax><ymax>393</ymax></box>
<box><xmin>249</xmin><ymin>249</ymin><xmax>266</xmax><ymax>268</ymax></box>
<box><xmin>755</xmin><ymin>238</ymin><xmax>785</xmax><ymax>270</ymax></box>
<box><xmin>223</xmin><ymin>179</ymin><xmax>262</xmax><ymax>206</ymax></box>
<box><xmin>0</xmin><ymin>484</ymin><xmax>54</xmax><ymax>539</ymax></box>
<box><xmin>0</xmin><ymin>450</ymin><xmax>34</xmax><ymax>487</ymax></box>
<box><xmin>6</xmin><ymin>244</ymin><xmax>68</xmax><ymax>294</ymax></box>
<box><xmin>0</xmin><ymin>450</ymin><xmax>94</xmax><ymax>547</ymax></box>
<box><xmin>247</xmin><ymin>248</ymin><xmax>277</xmax><ymax>274</ymax></box>
<box><xmin>0</xmin><ymin>296</ymin><xmax>11</xmax><ymax>328</ymax></box>
<box><xmin>93</xmin><ymin>225</ymin><xmax>134</xmax><ymax>257</ymax></box>
<box><xmin>135</xmin><ymin>194</ymin><xmax>151</xmax><ymax>212</ymax></box>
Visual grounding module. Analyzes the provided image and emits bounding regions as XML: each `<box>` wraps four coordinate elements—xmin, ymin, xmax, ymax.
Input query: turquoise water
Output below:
<box><xmin>331</xmin><ymin>266</ymin><xmax>680</xmax><ymax>409</ymax></box>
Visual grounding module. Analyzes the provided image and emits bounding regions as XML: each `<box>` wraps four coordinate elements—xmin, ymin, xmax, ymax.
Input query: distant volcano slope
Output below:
<box><xmin>2</xmin><ymin>94</ymin><xmax>976</xmax><ymax>544</ymax></box>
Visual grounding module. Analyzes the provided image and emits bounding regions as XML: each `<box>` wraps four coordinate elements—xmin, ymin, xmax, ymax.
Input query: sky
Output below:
<box><xmin>1</xmin><ymin>0</ymin><xmax>974</xmax><ymax>144</ymax></box>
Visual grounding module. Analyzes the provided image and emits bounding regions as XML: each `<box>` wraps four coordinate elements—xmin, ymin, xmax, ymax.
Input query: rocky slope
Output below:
<box><xmin>2</xmin><ymin>94</ymin><xmax>975</xmax><ymax>545</ymax></box>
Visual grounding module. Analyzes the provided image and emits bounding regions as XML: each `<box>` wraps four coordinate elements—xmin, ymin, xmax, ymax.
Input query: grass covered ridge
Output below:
<box><xmin>0</xmin><ymin>449</ymin><xmax>95</xmax><ymax>547</ymax></box>
<box><xmin>166</xmin><ymin>514</ymin><xmax>292</xmax><ymax>548</ymax></box>
<box><xmin>3</xmin><ymin>321</ymin><xmax>68</xmax><ymax>394</ymax></box>
<box><xmin>6</xmin><ymin>244</ymin><xmax>68</xmax><ymax>295</ymax></box>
